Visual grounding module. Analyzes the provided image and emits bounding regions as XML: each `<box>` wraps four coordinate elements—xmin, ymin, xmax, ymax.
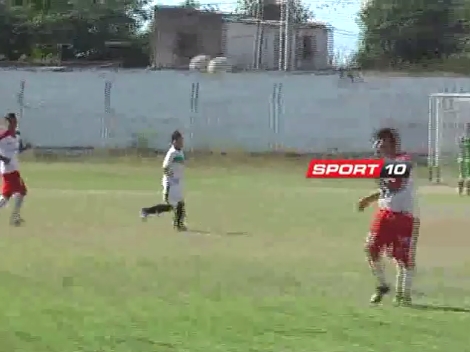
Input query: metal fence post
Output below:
<box><xmin>103</xmin><ymin>80</ymin><xmax>112</xmax><ymax>148</ymax></box>
<box><xmin>275</xmin><ymin>82</ymin><xmax>283</xmax><ymax>151</ymax></box>
<box><xmin>270</xmin><ymin>83</ymin><xmax>283</xmax><ymax>151</ymax></box>
<box><xmin>190</xmin><ymin>81</ymin><xmax>200</xmax><ymax>152</ymax></box>
<box><xmin>269</xmin><ymin>83</ymin><xmax>276</xmax><ymax>151</ymax></box>
<box><xmin>17</xmin><ymin>80</ymin><xmax>26</xmax><ymax>126</ymax></box>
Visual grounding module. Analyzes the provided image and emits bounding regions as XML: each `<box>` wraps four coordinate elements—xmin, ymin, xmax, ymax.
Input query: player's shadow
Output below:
<box><xmin>187</xmin><ymin>228</ymin><xmax>250</xmax><ymax>236</ymax></box>
<box><xmin>185</xmin><ymin>228</ymin><xmax>211</xmax><ymax>235</ymax></box>
<box><xmin>224</xmin><ymin>231</ymin><xmax>250</xmax><ymax>236</ymax></box>
<box><xmin>410</xmin><ymin>303</ymin><xmax>470</xmax><ymax>313</ymax></box>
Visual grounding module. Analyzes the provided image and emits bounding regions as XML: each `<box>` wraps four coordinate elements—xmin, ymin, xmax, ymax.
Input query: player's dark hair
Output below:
<box><xmin>375</xmin><ymin>127</ymin><xmax>399</xmax><ymax>146</ymax></box>
<box><xmin>171</xmin><ymin>130</ymin><xmax>182</xmax><ymax>142</ymax></box>
<box><xmin>5</xmin><ymin>112</ymin><xmax>16</xmax><ymax>120</ymax></box>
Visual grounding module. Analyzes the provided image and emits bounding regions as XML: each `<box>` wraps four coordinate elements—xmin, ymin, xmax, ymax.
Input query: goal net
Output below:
<box><xmin>428</xmin><ymin>93</ymin><xmax>470</xmax><ymax>185</ymax></box>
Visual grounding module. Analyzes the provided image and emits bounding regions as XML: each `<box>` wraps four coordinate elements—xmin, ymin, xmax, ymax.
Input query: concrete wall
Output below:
<box><xmin>224</xmin><ymin>22</ymin><xmax>257</xmax><ymax>70</ymax></box>
<box><xmin>294</xmin><ymin>27</ymin><xmax>329</xmax><ymax>70</ymax></box>
<box><xmin>3</xmin><ymin>69</ymin><xmax>470</xmax><ymax>155</ymax></box>
<box><xmin>153</xmin><ymin>7</ymin><xmax>223</xmax><ymax>68</ymax></box>
<box><xmin>224</xmin><ymin>21</ymin><xmax>329</xmax><ymax>70</ymax></box>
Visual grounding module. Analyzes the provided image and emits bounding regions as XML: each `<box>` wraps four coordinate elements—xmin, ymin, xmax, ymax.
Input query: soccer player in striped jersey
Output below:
<box><xmin>0</xmin><ymin>113</ymin><xmax>31</xmax><ymax>226</ymax></box>
<box><xmin>358</xmin><ymin>128</ymin><xmax>420</xmax><ymax>306</ymax></box>
<box><xmin>140</xmin><ymin>130</ymin><xmax>187</xmax><ymax>231</ymax></box>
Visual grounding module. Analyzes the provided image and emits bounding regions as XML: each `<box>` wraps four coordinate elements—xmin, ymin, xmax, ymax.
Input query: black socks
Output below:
<box><xmin>174</xmin><ymin>201</ymin><xmax>186</xmax><ymax>227</ymax></box>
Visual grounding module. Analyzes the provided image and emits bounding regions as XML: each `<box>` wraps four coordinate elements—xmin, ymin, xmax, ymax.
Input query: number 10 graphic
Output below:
<box><xmin>380</xmin><ymin>161</ymin><xmax>412</xmax><ymax>178</ymax></box>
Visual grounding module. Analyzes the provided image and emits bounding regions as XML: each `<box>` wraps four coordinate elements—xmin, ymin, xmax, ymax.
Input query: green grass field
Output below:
<box><xmin>1</xmin><ymin>158</ymin><xmax>470</xmax><ymax>352</ymax></box>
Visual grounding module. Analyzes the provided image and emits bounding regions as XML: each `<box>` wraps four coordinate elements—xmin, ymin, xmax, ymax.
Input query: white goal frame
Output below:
<box><xmin>428</xmin><ymin>92</ymin><xmax>470</xmax><ymax>184</ymax></box>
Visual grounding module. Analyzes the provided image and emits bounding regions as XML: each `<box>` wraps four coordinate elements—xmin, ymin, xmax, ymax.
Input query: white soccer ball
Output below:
<box><xmin>189</xmin><ymin>55</ymin><xmax>210</xmax><ymax>72</ymax></box>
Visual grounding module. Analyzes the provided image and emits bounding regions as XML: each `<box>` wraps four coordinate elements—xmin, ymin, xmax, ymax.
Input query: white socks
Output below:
<box><xmin>371</xmin><ymin>259</ymin><xmax>387</xmax><ymax>286</ymax></box>
<box><xmin>372</xmin><ymin>259</ymin><xmax>413</xmax><ymax>296</ymax></box>
<box><xmin>0</xmin><ymin>196</ymin><xmax>8</xmax><ymax>208</ymax></box>
<box><xmin>403</xmin><ymin>268</ymin><xmax>414</xmax><ymax>297</ymax></box>
<box><xmin>12</xmin><ymin>194</ymin><xmax>23</xmax><ymax>212</ymax></box>
<box><xmin>395</xmin><ymin>263</ymin><xmax>413</xmax><ymax>297</ymax></box>
<box><xmin>10</xmin><ymin>194</ymin><xmax>24</xmax><ymax>221</ymax></box>
<box><xmin>0</xmin><ymin>194</ymin><xmax>24</xmax><ymax>222</ymax></box>
<box><xmin>396</xmin><ymin>264</ymin><xmax>405</xmax><ymax>294</ymax></box>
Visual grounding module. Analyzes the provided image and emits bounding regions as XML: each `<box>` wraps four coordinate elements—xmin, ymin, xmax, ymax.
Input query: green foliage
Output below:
<box><xmin>356</xmin><ymin>0</ymin><xmax>470</xmax><ymax>72</ymax></box>
<box><xmin>0</xmin><ymin>0</ymin><xmax>152</xmax><ymax>66</ymax></box>
<box><xmin>179</xmin><ymin>0</ymin><xmax>220</xmax><ymax>12</ymax></box>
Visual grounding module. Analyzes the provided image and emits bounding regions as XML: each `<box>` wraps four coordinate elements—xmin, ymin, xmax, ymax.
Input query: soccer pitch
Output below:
<box><xmin>1</xmin><ymin>158</ymin><xmax>470</xmax><ymax>352</ymax></box>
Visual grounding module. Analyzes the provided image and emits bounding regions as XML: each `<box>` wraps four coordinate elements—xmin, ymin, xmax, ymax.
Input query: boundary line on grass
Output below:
<box><xmin>29</xmin><ymin>185</ymin><xmax>457</xmax><ymax>196</ymax></box>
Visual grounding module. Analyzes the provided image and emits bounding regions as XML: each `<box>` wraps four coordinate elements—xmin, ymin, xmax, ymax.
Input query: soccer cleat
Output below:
<box><xmin>175</xmin><ymin>224</ymin><xmax>188</xmax><ymax>232</ymax></box>
<box><xmin>10</xmin><ymin>217</ymin><xmax>24</xmax><ymax>227</ymax></box>
<box><xmin>393</xmin><ymin>294</ymin><xmax>412</xmax><ymax>306</ymax></box>
<box><xmin>458</xmin><ymin>179</ymin><xmax>464</xmax><ymax>195</ymax></box>
<box><xmin>401</xmin><ymin>295</ymin><xmax>412</xmax><ymax>307</ymax></box>
<box><xmin>370</xmin><ymin>284</ymin><xmax>390</xmax><ymax>304</ymax></box>
<box><xmin>393</xmin><ymin>294</ymin><xmax>404</xmax><ymax>306</ymax></box>
<box><xmin>140</xmin><ymin>209</ymin><xmax>148</xmax><ymax>222</ymax></box>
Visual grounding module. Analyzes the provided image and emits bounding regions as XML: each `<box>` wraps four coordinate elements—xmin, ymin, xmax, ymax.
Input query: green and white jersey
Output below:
<box><xmin>162</xmin><ymin>145</ymin><xmax>185</xmax><ymax>187</ymax></box>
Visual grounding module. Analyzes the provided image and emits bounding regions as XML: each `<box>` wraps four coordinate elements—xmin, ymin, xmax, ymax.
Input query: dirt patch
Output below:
<box><xmin>420</xmin><ymin>201</ymin><xmax>469</xmax><ymax>240</ymax></box>
<box><xmin>420</xmin><ymin>218</ymin><xmax>470</xmax><ymax>246</ymax></box>
<box><xmin>417</xmin><ymin>213</ymin><xmax>470</xmax><ymax>268</ymax></box>
<box><xmin>415</xmin><ymin>197</ymin><xmax>469</xmax><ymax>268</ymax></box>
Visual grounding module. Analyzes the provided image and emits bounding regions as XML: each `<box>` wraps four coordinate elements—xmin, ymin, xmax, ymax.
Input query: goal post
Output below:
<box><xmin>428</xmin><ymin>93</ymin><xmax>470</xmax><ymax>190</ymax></box>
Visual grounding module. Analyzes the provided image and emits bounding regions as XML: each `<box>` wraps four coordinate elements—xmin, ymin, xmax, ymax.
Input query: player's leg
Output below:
<box><xmin>171</xmin><ymin>186</ymin><xmax>186</xmax><ymax>231</ymax></box>
<box><xmin>394</xmin><ymin>261</ymin><xmax>406</xmax><ymax>305</ymax></box>
<box><xmin>8</xmin><ymin>172</ymin><xmax>26</xmax><ymax>226</ymax></box>
<box><xmin>140</xmin><ymin>185</ymin><xmax>173</xmax><ymax>220</ymax></box>
<box><xmin>10</xmin><ymin>193</ymin><xmax>25</xmax><ymax>226</ymax></box>
<box><xmin>174</xmin><ymin>201</ymin><xmax>186</xmax><ymax>230</ymax></box>
<box><xmin>0</xmin><ymin>173</ymin><xmax>14</xmax><ymax>224</ymax></box>
<box><xmin>366</xmin><ymin>210</ymin><xmax>392</xmax><ymax>304</ymax></box>
<box><xmin>0</xmin><ymin>196</ymin><xmax>8</xmax><ymax>209</ymax></box>
<box><xmin>392</xmin><ymin>214</ymin><xmax>415</xmax><ymax>306</ymax></box>
<box><xmin>0</xmin><ymin>173</ymin><xmax>12</xmax><ymax>210</ymax></box>
<box><xmin>401</xmin><ymin>217</ymin><xmax>420</xmax><ymax>305</ymax></box>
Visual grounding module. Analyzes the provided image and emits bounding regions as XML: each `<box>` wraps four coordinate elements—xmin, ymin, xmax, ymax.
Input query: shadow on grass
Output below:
<box><xmin>187</xmin><ymin>228</ymin><xmax>250</xmax><ymax>236</ymax></box>
<box><xmin>411</xmin><ymin>303</ymin><xmax>470</xmax><ymax>313</ymax></box>
<box><xmin>224</xmin><ymin>231</ymin><xmax>250</xmax><ymax>236</ymax></box>
<box><xmin>185</xmin><ymin>228</ymin><xmax>211</xmax><ymax>235</ymax></box>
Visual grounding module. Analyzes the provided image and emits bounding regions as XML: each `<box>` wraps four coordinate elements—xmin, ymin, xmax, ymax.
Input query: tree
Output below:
<box><xmin>180</xmin><ymin>0</ymin><xmax>201</xmax><ymax>8</ymax></box>
<box><xmin>0</xmin><ymin>4</ymin><xmax>35</xmax><ymax>60</ymax></box>
<box><xmin>179</xmin><ymin>0</ymin><xmax>220</xmax><ymax>12</ymax></box>
<box><xmin>356</xmin><ymin>0</ymin><xmax>469</xmax><ymax>68</ymax></box>
<box><xmin>0</xmin><ymin>0</ymin><xmax>152</xmax><ymax>65</ymax></box>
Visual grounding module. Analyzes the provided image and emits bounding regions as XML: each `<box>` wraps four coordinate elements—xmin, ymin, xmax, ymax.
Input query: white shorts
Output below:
<box><xmin>163</xmin><ymin>184</ymin><xmax>183</xmax><ymax>206</ymax></box>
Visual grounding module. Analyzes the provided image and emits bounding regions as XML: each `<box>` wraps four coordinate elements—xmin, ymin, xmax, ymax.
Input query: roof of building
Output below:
<box><xmin>222</xmin><ymin>13</ymin><xmax>328</xmax><ymax>29</ymax></box>
<box><xmin>153</xmin><ymin>7</ymin><xmax>328</xmax><ymax>29</ymax></box>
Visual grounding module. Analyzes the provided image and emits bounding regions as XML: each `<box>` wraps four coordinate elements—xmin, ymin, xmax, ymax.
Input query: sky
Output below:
<box><xmin>152</xmin><ymin>0</ymin><xmax>361</xmax><ymax>58</ymax></box>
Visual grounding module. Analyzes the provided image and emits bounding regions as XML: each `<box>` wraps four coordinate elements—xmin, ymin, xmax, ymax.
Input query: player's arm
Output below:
<box><xmin>0</xmin><ymin>136</ymin><xmax>10</xmax><ymax>163</ymax></box>
<box><xmin>0</xmin><ymin>154</ymin><xmax>10</xmax><ymax>164</ymax></box>
<box><xmin>18</xmin><ymin>138</ymin><xmax>32</xmax><ymax>154</ymax></box>
<box><xmin>357</xmin><ymin>190</ymin><xmax>380</xmax><ymax>212</ymax></box>
<box><xmin>0</xmin><ymin>146</ymin><xmax>10</xmax><ymax>163</ymax></box>
<box><xmin>18</xmin><ymin>141</ymin><xmax>32</xmax><ymax>153</ymax></box>
<box><xmin>16</xmin><ymin>131</ymin><xmax>31</xmax><ymax>154</ymax></box>
<box><xmin>162</xmin><ymin>150</ymin><xmax>175</xmax><ymax>177</ymax></box>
